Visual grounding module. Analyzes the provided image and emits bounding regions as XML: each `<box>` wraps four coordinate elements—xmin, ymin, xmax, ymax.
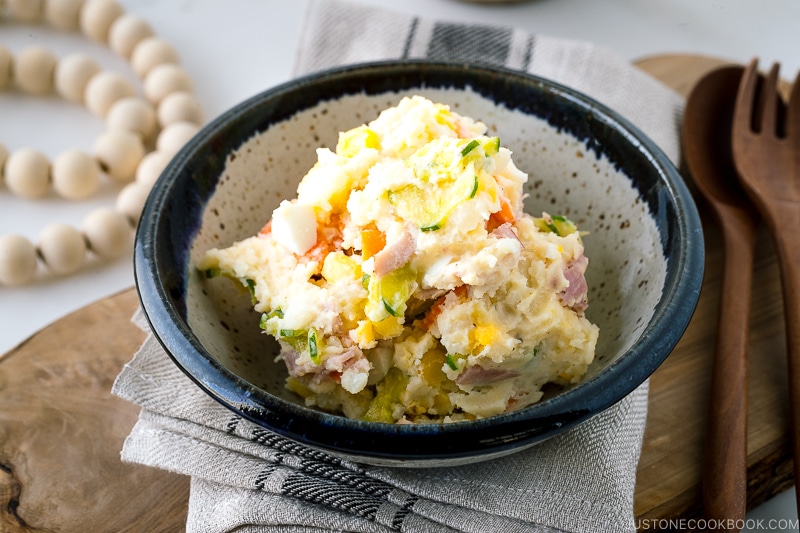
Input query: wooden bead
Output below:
<box><xmin>108</xmin><ymin>13</ymin><xmax>153</xmax><ymax>59</ymax></box>
<box><xmin>7</xmin><ymin>0</ymin><xmax>44</xmax><ymax>22</ymax></box>
<box><xmin>116</xmin><ymin>181</ymin><xmax>150</xmax><ymax>224</ymax></box>
<box><xmin>15</xmin><ymin>47</ymin><xmax>57</xmax><ymax>95</ymax></box>
<box><xmin>79</xmin><ymin>0</ymin><xmax>124</xmax><ymax>43</ymax></box>
<box><xmin>84</xmin><ymin>71</ymin><xmax>135</xmax><ymax>117</ymax></box>
<box><xmin>143</xmin><ymin>63</ymin><xmax>193</xmax><ymax>105</ymax></box>
<box><xmin>156</xmin><ymin>121</ymin><xmax>199</xmax><ymax>157</ymax></box>
<box><xmin>83</xmin><ymin>207</ymin><xmax>131</xmax><ymax>259</ymax></box>
<box><xmin>157</xmin><ymin>91</ymin><xmax>203</xmax><ymax>127</ymax></box>
<box><xmin>44</xmin><ymin>0</ymin><xmax>85</xmax><ymax>30</ymax></box>
<box><xmin>93</xmin><ymin>130</ymin><xmax>144</xmax><ymax>182</ymax></box>
<box><xmin>0</xmin><ymin>45</ymin><xmax>13</xmax><ymax>90</ymax></box>
<box><xmin>52</xmin><ymin>149</ymin><xmax>101</xmax><ymax>200</ymax></box>
<box><xmin>130</xmin><ymin>37</ymin><xmax>178</xmax><ymax>79</ymax></box>
<box><xmin>54</xmin><ymin>53</ymin><xmax>101</xmax><ymax>103</ymax></box>
<box><xmin>135</xmin><ymin>150</ymin><xmax>170</xmax><ymax>188</ymax></box>
<box><xmin>106</xmin><ymin>97</ymin><xmax>157</xmax><ymax>140</ymax></box>
<box><xmin>37</xmin><ymin>223</ymin><xmax>87</xmax><ymax>275</ymax></box>
<box><xmin>4</xmin><ymin>148</ymin><xmax>50</xmax><ymax>199</ymax></box>
<box><xmin>0</xmin><ymin>234</ymin><xmax>38</xmax><ymax>286</ymax></box>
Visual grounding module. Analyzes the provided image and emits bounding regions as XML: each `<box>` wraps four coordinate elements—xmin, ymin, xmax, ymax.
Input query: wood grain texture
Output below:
<box><xmin>0</xmin><ymin>54</ymin><xmax>791</xmax><ymax>532</ymax></box>
<box><xmin>0</xmin><ymin>289</ymin><xmax>189</xmax><ymax>532</ymax></box>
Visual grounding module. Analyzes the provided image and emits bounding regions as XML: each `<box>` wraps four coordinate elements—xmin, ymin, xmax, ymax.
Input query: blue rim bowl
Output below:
<box><xmin>135</xmin><ymin>60</ymin><xmax>703</xmax><ymax>467</ymax></box>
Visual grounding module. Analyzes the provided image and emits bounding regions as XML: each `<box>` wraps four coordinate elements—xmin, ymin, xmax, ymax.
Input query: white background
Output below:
<box><xmin>1</xmin><ymin>0</ymin><xmax>799</xmax><ymax>528</ymax></box>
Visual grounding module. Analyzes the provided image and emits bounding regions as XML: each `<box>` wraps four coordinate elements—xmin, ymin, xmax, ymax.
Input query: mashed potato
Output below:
<box><xmin>199</xmin><ymin>96</ymin><xmax>599</xmax><ymax>423</ymax></box>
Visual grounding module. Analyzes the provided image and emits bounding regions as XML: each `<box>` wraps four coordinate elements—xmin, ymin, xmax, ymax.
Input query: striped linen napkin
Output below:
<box><xmin>113</xmin><ymin>1</ymin><xmax>684</xmax><ymax>532</ymax></box>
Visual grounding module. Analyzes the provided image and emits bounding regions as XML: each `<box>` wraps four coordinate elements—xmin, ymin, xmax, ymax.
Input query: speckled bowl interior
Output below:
<box><xmin>135</xmin><ymin>61</ymin><xmax>703</xmax><ymax>467</ymax></box>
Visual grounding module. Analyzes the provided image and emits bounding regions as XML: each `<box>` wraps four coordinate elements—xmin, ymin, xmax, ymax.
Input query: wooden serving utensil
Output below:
<box><xmin>732</xmin><ymin>58</ymin><xmax>800</xmax><ymax>515</ymax></box>
<box><xmin>682</xmin><ymin>64</ymin><xmax>759</xmax><ymax>527</ymax></box>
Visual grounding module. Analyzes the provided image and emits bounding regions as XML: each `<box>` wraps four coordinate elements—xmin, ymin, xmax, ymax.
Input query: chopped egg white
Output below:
<box><xmin>270</xmin><ymin>201</ymin><xmax>317</xmax><ymax>255</ymax></box>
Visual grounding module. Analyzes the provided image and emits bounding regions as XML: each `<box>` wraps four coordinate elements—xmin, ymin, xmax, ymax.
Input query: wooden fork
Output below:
<box><xmin>732</xmin><ymin>58</ymin><xmax>800</xmax><ymax>511</ymax></box>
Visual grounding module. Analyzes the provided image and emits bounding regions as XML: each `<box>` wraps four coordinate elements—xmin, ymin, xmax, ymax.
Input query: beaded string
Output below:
<box><xmin>0</xmin><ymin>0</ymin><xmax>204</xmax><ymax>286</ymax></box>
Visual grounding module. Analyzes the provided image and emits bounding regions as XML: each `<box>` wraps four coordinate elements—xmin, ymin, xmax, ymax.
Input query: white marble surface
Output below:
<box><xmin>1</xmin><ymin>0</ymin><xmax>799</xmax><ymax>528</ymax></box>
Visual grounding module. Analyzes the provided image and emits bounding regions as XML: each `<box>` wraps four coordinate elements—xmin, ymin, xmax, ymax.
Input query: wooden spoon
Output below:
<box><xmin>682</xmin><ymin>65</ymin><xmax>759</xmax><ymax>526</ymax></box>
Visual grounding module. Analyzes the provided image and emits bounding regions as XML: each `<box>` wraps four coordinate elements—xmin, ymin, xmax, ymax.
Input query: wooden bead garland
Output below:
<box><xmin>0</xmin><ymin>0</ymin><xmax>205</xmax><ymax>287</ymax></box>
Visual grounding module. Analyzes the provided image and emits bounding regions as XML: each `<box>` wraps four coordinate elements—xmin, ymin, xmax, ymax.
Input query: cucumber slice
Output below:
<box><xmin>366</xmin><ymin>265</ymin><xmax>417</xmax><ymax>322</ymax></box>
<box><xmin>460</xmin><ymin>139</ymin><xmax>480</xmax><ymax>157</ymax></box>
<box><xmin>534</xmin><ymin>214</ymin><xmax>579</xmax><ymax>236</ymax></box>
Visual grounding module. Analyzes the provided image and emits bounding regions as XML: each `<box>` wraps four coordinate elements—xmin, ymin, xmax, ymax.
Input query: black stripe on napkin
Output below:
<box><xmin>295</xmin><ymin>461</ymin><xmax>393</xmax><ymax>497</ymax></box>
<box><xmin>254</xmin><ymin>463</ymin><xmax>279</xmax><ymax>491</ymax></box>
<box><xmin>250</xmin><ymin>427</ymin><xmax>350</xmax><ymax>467</ymax></box>
<box><xmin>225</xmin><ymin>414</ymin><xmax>241</xmax><ymax>434</ymax></box>
<box><xmin>281</xmin><ymin>474</ymin><xmax>385</xmax><ymax>521</ymax></box>
<box><xmin>402</xmin><ymin>17</ymin><xmax>420</xmax><ymax>59</ymax></box>
<box><xmin>522</xmin><ymin>33</ymin><xmax>535</xmax><ymax>71</ymax></box>
<box><xmin>246</xmin><ymin>426</ymin><xmax>421</xmax><ymax>530</ymax></box>
<box><xmin>426</xmin><ymin>22</ymin><xmax>512</xmax><ymax>66</ymax></box>
<box><xmin>392</xmin><ymin>508</ymin><xmax>411</xmax><ymax>530</ymax></box>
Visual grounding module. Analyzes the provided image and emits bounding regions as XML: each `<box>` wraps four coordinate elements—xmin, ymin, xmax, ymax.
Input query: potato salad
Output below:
<box><xmin>199</xmin><ymin>96</ymin><xmax>599</xmax><ymax>423</ymax></box>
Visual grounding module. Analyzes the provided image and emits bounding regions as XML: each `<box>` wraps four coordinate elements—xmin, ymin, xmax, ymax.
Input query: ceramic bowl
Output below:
<box><xmin>135</xmin><ymin>61</ymin><xmax>703</xmax><ymax>467</ymax></box>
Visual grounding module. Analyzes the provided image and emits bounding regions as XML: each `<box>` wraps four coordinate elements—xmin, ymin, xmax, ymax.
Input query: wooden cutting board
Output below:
<box><xmin>0</xmin><ymin>54</ymin><xmax>792</xmax><ymax>532</ymax></box>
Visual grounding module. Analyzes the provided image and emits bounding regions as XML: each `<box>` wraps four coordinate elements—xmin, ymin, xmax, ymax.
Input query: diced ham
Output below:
<box><xmin>325</xmin><ymin>346</ymin><xmax>360</xmax><ymax>372</ymax></box>
<box><xmin>490</xmin><ymin>222</ymin><xmax>522</xmax><ymax>246</ymax></box>
<box><xmin>420</xmin><ymin>285</ymin><xmax>468</xmax><ymax>331</ymax></box>
<box><xmin>283</xmin><ymin>344</ymin><xmax>369</xmax><ymax>394</ymax></box>
<box><xmin>339</xmin><ymin>356</ymin><xmax>371</xmax><ymax>393</ymax></box>
<box><xmin>373</xmin><ymin>230</ymin><xmax>416</xmax><ymax>276</ymax></box>
<box><xmin>560</xmin><ymin>254</ymin><xmax>589</xmax><ymax>312</ymax></box>
<box><xmin>281</xmin><ymin>348</ymin><xmax>312</xmax><ymax>377</ymax></box>
<box><xmin>456</xmin><ymin>365</ymin><xmax>520</xmax><ymax>386</ymax></box>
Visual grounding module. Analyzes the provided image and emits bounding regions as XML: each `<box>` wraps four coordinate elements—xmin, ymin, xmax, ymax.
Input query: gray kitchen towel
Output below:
<box><xmin>293</xmin><ymin>0</ymin><xmax>682</xmax><ymax>164</ymax></box>
<box><xmin>113</xmin><ymin>1</ymin><xmax>684</xmax><ymax>532</ymax></box>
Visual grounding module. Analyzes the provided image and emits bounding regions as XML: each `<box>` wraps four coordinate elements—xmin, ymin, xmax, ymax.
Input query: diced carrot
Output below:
<box><xmin>258</xmin><ymin>220</ymin><xmax>272</xmax><ymax>235</ymax></box>
<box><xmin>495</xmin><ymin>194</ymin><xmax>515</xmax><ymax>223</ymax></box>
<box><xmin>420</xmin><ymin>285</ymin><xmax>467</xmax><ymax>330</ymax></box>
<box><xmin>453</xmin><ymin>284</ymin><xmax>468</xmax><ymax>298</ymax></box>
<box><xmin>486</xmin><ymin>193</ymin><xmax>515</xmax><ymax>232</ymax></box>
<box><xmin>420</xmin><ymin>294</ymin><xmax>446</xmax><ymax>331</ymax></box>
<box><xmin>303</xmin><ymin>234</ymin><xmax>330</xmax><ymax>263</ymax></box>
<box><xmin>300</xmin><ymin>215</ymin><xmax>344</xmax><ymax>263</ymax></box>
<box><xmin>360</xmin><ymin>227</ymin><xmax>386</xmax><ymax>260</ymax></box>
